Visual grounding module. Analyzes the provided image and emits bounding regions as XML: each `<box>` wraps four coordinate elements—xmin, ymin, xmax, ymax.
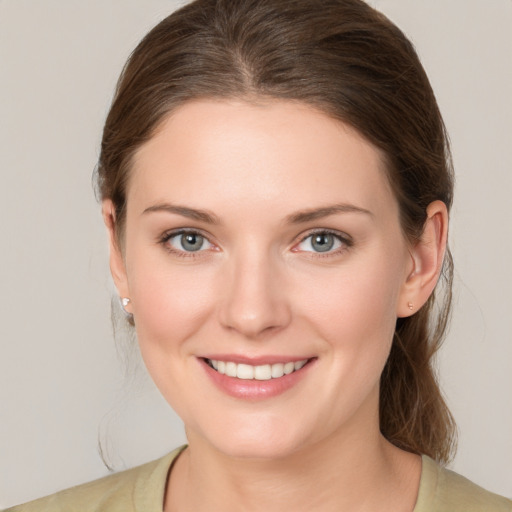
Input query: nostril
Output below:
<box><xmin>217</xmin><ymin>259</ymin><xmax>293</xmax><ymax>337</ymax></box>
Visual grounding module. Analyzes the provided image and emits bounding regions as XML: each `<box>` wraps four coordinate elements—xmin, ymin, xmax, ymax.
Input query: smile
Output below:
<box><xmin>201</xmin><ymin>356</ymin><xmax>315</xmax><ymax>399</ymax></box>
<box><xmin>206</xmin><ymin>359</ymin><xmax>308</xmax><ymax>380</ymax></box>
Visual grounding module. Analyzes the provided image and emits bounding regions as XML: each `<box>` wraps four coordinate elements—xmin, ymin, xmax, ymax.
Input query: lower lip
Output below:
<box><xmin>200</xmin><ymin>358</ymin><xmax>315</xmax><ymax>400</ymax></box>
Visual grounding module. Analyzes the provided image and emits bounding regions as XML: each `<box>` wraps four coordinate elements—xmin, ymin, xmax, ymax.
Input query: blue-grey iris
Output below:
<box><xmin>181</xmin><ymin>233</ymin><xmax>204</xmax><ymax>251</ymax></box>
<box><xmin>312</xmin><ymin>233</ymin><xmax>335</xmax><ymax>252</ymax></box>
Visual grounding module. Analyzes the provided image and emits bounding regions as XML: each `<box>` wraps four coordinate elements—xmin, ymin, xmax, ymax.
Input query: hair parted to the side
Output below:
<box><xmin>97</xmin><ymin>0</ymin><xmax>457</xmax><ymax>464</ymax></box>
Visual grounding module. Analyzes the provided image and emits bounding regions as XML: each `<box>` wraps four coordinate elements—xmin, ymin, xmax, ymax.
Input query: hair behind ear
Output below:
<box><xmin>381</xmin><ymin>201</ymin><xmax>456</xmax><ymax>464</ymax></box>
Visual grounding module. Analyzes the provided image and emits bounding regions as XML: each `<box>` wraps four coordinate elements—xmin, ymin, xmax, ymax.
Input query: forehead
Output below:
<box><xmin>128</xmin><ymin>99</ymin><xmax>397</xmax><ymax>219</ymax></box>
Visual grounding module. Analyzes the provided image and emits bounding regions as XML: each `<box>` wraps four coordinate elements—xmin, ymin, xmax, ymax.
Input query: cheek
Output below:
<box><xmin>288</xmin><ymin>256</ymin><xmax>405</xmax><ymax>426</ymax></box>
<box><xmin>126</xmin><ymin>251</ymin><xmax>218</xmax><ymax>355</ymax></box>
<box><xmin>293</xmin><ymin>251</ymin><xmax>405</xmax><ymax>363</ymax></box>
<box><xmin>125</xmin><ymin>257</ymin><xmax>220</xmax><ymax>421</ymax></box>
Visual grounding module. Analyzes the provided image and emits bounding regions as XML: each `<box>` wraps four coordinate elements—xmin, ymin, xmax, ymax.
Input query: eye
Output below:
<box><xmin>294</xmin><ymin>231</ymin><xmax>349</xmax><ymax>254</ymax></box>
<box><xmin>164</xmin><ymin>231</ymin><xmax>213</xmax><ymax>253</ymax></box>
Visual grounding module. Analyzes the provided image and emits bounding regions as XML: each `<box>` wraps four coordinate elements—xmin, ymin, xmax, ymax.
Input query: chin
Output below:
<box><xmin>194</xmin><ymin>416</ymin><xmax>316</xmax><ymax>461</ymax></box>
<box><xmin>215</xmin><ymin>437</ymin><xmax>303</xmax><ymax>461</ymax></box>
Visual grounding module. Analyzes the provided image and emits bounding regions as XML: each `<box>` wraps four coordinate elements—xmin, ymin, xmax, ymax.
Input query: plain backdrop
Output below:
<box><xmin>1</xmin><ymin>0</ymin><xmax>511</xmax><ymax>507</ymax></box>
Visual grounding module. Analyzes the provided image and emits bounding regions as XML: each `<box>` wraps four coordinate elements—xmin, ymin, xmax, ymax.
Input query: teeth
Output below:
<box><xmin>237</xmin><ymin>364</ymin><xmax>254</xmax><ymax>380</ymax></box>
<box><xmin>208</xmin><ymin>358</ymin><xmax>308</xmax><ymax>380</ymax></box>
<box><xmin>254</xmin><ymin>364</ymin><xmax>272</xmax><ymax>381</ymax></box>
<box><xmin>225</xmin><ymin>361</ymin><xmax>237</xmax><ymax>377</ymax></box>
<box><xmin>271</xmin><ymin>363</ymin><xmax>284</xmax><ymax>378</ymax></box>
<box><xmin>294</xmin><ymin>360</ymin><xmax>306</xmax><ymax>370</ymax></box>
<box><xmin>283</xmin><ymin>362</ymin><xmax>295</xmax><ymax>375</ymax></box>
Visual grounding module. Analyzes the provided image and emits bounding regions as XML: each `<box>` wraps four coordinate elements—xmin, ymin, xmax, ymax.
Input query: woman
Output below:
<box><xmin>3</xmin><ymin>0</ymin><xmax>511</xmax><ymax>510</ymax></box>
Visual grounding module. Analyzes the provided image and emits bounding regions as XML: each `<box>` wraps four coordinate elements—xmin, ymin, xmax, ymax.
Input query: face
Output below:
<box><xmin>113</xmin><ymin>100</ymin><xmax>415</xmax><ymax>459</ymax></box>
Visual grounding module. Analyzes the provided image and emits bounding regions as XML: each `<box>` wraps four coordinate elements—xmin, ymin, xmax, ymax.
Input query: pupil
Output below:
<box><xmin>312</xmin><ymin>234</ymin><xmax>334</xmax><ymax>252</ymax></box>
<box><xmin>182</xmin><ymin>233</ymin><xmax>203</xmax><ymax>251</ymax></box>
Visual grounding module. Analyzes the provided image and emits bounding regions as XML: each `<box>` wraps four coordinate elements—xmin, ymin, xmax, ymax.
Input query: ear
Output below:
<box><xmin>102</xmin><ymin>200</ymin><xmax>131</xmax><ymax>312</ymax></box>
<box><xmin>397</xmin><ymin>200</ymin><xmax>448</xmax><ymax>318</ymax></box>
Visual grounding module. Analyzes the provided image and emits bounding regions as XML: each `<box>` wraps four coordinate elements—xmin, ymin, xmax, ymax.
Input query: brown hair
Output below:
<box><xmin>97</xmin><ymin>0</ymin><xmax>456</xmax><ymax>463</ymax></box>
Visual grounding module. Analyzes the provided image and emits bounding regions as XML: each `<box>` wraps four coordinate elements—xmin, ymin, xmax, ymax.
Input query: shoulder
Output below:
<box><xmin>414</xmin><ymin>455</ymin><xmax>512</xmax><ymax>512</ymax></box>
<box><xmin>2</xmin><ymin>447</ymin><xmax>185</xmax><ymax>512</ymax></box>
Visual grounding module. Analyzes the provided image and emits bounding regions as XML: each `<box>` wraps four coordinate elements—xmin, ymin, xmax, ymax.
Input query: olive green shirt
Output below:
<box><xmin>4</xmin><ymin>447</ymin><xmax>511</xmax><ymax>511</ymax></box>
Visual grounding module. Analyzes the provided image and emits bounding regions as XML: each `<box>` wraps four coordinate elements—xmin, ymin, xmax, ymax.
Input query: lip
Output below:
<box><xmin>199</xmin><ymin>356</ymin><xmax>316</xmax><ymax>400</ymax></box>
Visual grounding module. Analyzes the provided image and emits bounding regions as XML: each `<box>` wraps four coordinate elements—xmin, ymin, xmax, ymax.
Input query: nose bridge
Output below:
<box><xmin>219</xmin><ymin>242</ymin><xmax>291</xmax><ymax>338</ymax></box>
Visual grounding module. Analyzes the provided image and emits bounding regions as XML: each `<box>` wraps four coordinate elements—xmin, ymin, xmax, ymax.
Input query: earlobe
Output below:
<box><xmin>397</xmin><ymin>200</ymin><xmax>448</xmax><ymax>318</ymax></box>
<box><xmin>102</xmin><ymin>200</ymin><xmax>130</xmax><ymax>307</ymax></box>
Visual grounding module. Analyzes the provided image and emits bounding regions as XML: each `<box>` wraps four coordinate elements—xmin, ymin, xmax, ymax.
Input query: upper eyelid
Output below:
<box><xmin>160</xmin><ymin>227</ymin><xmax>212</xmax><ymax>241</ymax></box>
<box><xmin>159</xmin><ymin>228</ymin><xmax>216</xmax><ymax>252</ymax></box>
<box><xmin>296</xmin><ymin>228</ymin><xmax>352</xmax><ymax>244</ymax></box>
<box><xmin>158</xmin><ymin>227</ymin><xmax>352</xmax><ymax>249</ymax></box>
<box><xmin>291</xmin><ymin>229</ymin><xmax>353</xmax><ymax>257</ymax></box>
<box><xmin>160</xmin><ymin>229</ymin><xmax>215</xmax><ymax>256</ymax></box>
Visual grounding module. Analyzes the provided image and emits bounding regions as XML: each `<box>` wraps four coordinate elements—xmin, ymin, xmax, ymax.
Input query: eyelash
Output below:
<box><xmin>159</xmin><ymin>229</ymin><xmax>214</xmax><ymax>258</ymax></box>
<box><xmin>158</xmin><ymin>228</ymin><xmax>353</xmax><ymax>258</ymax></box>
<box><xmin>294</xmin><ymin>229</ymin><xmax>353</xmax><ymax>257</ymax></box>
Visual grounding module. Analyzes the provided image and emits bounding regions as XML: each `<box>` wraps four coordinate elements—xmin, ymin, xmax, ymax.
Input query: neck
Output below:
<box><xmin>166</xmin><ymin>415</ymin><xmax>421</xmax><ymax>512</ymax></box>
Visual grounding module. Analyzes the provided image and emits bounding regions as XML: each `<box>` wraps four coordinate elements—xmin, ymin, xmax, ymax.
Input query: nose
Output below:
<box><xmin>218</xmin><ymin>249</ymin><xmax>292</xmax><ymax>339</ymax></box>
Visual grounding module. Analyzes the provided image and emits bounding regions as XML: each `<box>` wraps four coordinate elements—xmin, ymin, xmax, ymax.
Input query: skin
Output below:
<box><xmin>104</xmin><ymin>99</ymin><xmax>448</xmax><ymax>511</ymax></box>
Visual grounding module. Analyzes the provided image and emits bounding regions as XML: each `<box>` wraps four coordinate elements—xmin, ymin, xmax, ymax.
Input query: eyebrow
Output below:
<box><xmin>142</xmin><ymin>202</ymin><xmax>372</xmax><ymax>225</ymax></box>
<box><xmin>142</xmin><ymin>203</ymin><xmax>220</xmax><ymax>224</ymax></box>
<box><xmin>285</xmin><ymin>204</ymin><xmax>374</xmax><ymax>224</ymax></box>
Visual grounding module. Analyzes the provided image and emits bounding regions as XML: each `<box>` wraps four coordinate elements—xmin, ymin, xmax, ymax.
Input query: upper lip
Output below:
<box><xmin>200</xmin><ymin>354</ymin><xmax>315</xmax><ymax>365</ymax></box>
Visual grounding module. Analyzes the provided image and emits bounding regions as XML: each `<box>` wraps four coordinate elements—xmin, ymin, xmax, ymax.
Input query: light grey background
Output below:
<box><xmin>0</xmin><ymin>0</ymin><xmax>511</xmax><ymax>507</ymax></box>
